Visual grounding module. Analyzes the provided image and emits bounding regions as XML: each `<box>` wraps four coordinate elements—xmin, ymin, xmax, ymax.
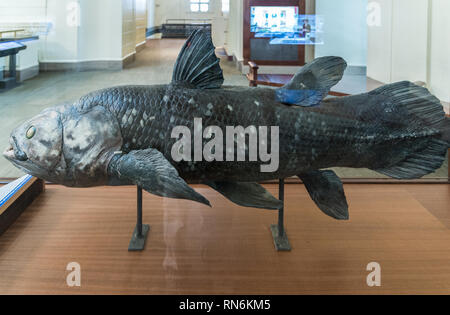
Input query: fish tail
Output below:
<box><xmin>368</xmin><ymin>81</ymin><xmax>448</xmax><ymax>179</ymax></box>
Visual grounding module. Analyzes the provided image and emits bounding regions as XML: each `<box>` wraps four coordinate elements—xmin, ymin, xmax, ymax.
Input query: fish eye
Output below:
<box><xmin>26</xmin><ymin>126</ymin><xmax>36</xmax><ymax>139</ymax></box>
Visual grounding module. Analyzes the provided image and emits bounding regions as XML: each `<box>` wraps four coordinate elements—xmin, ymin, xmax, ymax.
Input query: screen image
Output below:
<box><xmin>251</xmin><ymin>6</ymin><xmax>299</xmax><ymax>35</ymax></box>
<box><xmin>251</xmin><ymin>6</ymin><xmax>324</xmax><ymax>45</ymax></box>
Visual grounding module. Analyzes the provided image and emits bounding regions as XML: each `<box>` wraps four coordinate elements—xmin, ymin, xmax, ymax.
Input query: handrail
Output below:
<box><xmin>0</xmin><ymin>29</ymin><xmax>25</xmax><ymax>39</ymax></box>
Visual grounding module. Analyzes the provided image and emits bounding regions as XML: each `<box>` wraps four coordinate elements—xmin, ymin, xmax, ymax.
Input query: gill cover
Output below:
<box><xmin>63</xmin><ymin>106</ymin><xmax>122</xmax><ymax>186</ymax></box>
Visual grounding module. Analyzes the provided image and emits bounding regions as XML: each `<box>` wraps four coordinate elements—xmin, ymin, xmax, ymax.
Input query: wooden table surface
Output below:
<box><xmin>0</xmin><ymin>183</ymin><xmax>449</xmax><ymax>294</ymax></box>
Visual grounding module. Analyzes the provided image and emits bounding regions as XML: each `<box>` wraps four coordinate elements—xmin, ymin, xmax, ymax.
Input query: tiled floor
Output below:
<box><xmin>0</xmin><ymin>39</ymin><xmax>447</xmax><ymax>178</ymax></box>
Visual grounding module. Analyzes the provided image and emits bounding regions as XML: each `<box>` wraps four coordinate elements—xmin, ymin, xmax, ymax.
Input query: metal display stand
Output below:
<box><xmin>128</xmin><ymin>182</ymin><xmax>290</xmax><ymax>252</ymax></box>
<box><xmin>128</xmin><ymin>186</ymin><xmax>150</xmax><ymax>251</ymax></box>
<box><xmin>270</xmin><ymin>179</ymin><xmax>291</xmax><ymax>251</ymax></box>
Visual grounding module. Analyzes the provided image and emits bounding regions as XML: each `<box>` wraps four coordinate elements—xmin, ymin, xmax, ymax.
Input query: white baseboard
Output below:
<box><xmin>39</xmin><ymin>53</ymin><xmax>136</xmax><ymax>72</ymax></box>
<box><xmin>17</xmin><ymin>65</ymin><xmax>39</xmax><ymax>82</ymax></box>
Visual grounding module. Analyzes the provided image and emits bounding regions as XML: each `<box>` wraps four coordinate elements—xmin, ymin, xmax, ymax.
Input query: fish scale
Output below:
<box><xmin>74</xmin><ymin>84</ymin><xmax>378</xmax><ymax>182</ymax></box>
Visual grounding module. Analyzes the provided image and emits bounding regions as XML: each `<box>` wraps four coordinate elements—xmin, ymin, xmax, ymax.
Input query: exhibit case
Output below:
<box><xmin>0</xmin><ymin>0</ymin><xmax>449</xmax><ymax>301</ymax></box>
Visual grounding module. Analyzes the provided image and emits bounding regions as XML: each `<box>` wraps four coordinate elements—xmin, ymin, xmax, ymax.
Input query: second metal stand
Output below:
<box><xmin>128</xmin><ymin>186</ymin><xmax>150</xmax><ymax>251</ymax></box>
<box><xmin>270</xmin><ymin>179</ymin><xmax>291</xmax><ymax>251</ymax></box>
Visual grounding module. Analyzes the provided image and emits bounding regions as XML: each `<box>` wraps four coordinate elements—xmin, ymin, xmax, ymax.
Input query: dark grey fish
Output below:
<box><xmin>4</xmin><ymin>30</ymin><xmax>449</xmax><ymax>220</ymax></box>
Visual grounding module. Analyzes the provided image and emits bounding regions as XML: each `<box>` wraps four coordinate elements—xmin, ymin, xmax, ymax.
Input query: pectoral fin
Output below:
<box><xmin>298</xmin><ymin>170</ymin><xmax>349</xmax><ymax>220</ymax></box>
<box><xmin>205</xmin><ymin>181</ymin><xmax>282</xmax><ymax>210</ymax></box>
<box><xmin>109</xmin><ymin>149</ymin><xmax>210</xmax><ymax>207</ymax></box>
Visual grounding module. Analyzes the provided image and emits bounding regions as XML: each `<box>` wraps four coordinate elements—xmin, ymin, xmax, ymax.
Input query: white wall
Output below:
<box><xmin>154</xmin><ymin>0</ymin><xmax>227</xmax><ymax>46</ymax></box>
<box><xmin>429</xmin><ymin>0</ymin><xmax>450</xmax><ymax>103</ymax></box>
<box><xmin>315</xmin><ymin>0</ymin><xmax>368</xmax><ymax>68</ymax></box>
<box><xmin>0</xmin><ymin>0</ymin><xmax>151</xmax><ymax>63</ymax></box>
<box><xmin>225</xmin><ymin>0</ymin><xmax>243</xmax><ymax>61</ymax></box>
<box><xmin>0</xmin><ymin>0</ymin><xmax>46</xmax><ymax>71</ymax></box>
<box><xmin>366</xmin><ymin>0</ymin><xmax>392</xmax><ymax>83</ymax></box>
<box><xmin>153</xmin><ymin>0</ymin><xmax>220</xmax><ymax>25</ymax></box>
<box><xmin>40</xmin><ymin>0</ymin><xmax>80</xmax><ymax>62</ymax></box>
<box><xmin>391</xmin><ymin>0</ymin><xmax>428</xmax><ymax>83</ymax></box>
<box><xmin>0</xmin><ymin>0</ymin><xmax>81</xmax><ymax>62</ymax></box>
<box><xmin>78</xmin><ymin>0</ymin><xmax>123</xmax><ymax>61</ymax></box>
<box><xmin>43</xmin><ymin>0</ymin><xmax>126</xmax><ymax>63</ymax></box>
<box><xmin>367</xmin><ymin>0</ymin><xmax>450</xmax><ymax>104</ymax></box>
<box><xmin>16</xmin><ymin>40</ymin><xmax>40</xmax><ymax>71</ymax></box>
<box><xmin>147</xmin><ymin>0</ymin><xmax>156</xmax><ymax>28</ymax></box>
<box><xmin>0</xmin><ymin>0</ymin><xmax>47</xmax><ymax>22</ymax></box>
<box><xmin>367</xmin><ymin>0</ymin><xmax>428</xmax><ymax>83</ymax></box>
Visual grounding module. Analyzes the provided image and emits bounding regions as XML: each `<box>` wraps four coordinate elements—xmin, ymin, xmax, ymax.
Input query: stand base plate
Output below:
<box><xmin>270</xmin><ymin>224</ymin><xmax>291</xmax><ymax>251</ymax></box>
<box><xmin>128</xmin><ymin>224</ymin><xmax>150</xmax><ymax>251</ymax></box>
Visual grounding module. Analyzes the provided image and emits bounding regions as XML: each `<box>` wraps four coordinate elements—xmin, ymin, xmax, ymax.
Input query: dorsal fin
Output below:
<box><xmin>172</xmin><ymin>30</ymin><xmax>224</xmax><ymax>89</ymax></box>
<box><xmin>276</xmin><ymin>56</ymin><xmax>347</xmax><ymax>107</ymax></box>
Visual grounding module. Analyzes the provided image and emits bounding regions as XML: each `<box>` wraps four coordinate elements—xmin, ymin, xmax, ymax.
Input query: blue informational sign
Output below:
<box><xmin>0</xmin><ymin>41</ymin><xmax>25</xmax><ymax>51</ymax></box>
<box><xmin>0</xmin><ymin>175</ymin><xmax>33</xmax><ymax>208</ymax></box>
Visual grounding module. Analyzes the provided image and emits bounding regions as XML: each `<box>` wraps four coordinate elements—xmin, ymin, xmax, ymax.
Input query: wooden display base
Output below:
<box><xmin>0</xmin><ymin>176</ymin><xmax>44</xmax><ymax>235</ymax></box>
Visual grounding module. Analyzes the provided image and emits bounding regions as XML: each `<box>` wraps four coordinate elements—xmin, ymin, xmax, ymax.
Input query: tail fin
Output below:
<box><xmin>369</xmin><ymin>81</ymin><xmax>448</xmax><ymax>179</ymax></box>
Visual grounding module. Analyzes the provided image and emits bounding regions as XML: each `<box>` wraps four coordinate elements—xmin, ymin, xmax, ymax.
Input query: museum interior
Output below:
<box><xmin>0</xmin><ymin>0</ymin><xmax>449</xmax><ymax>295</ymax></box>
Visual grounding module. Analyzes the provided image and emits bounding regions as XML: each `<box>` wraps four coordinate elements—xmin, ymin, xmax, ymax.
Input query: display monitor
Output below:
<box><xmin>250</xmin><ymin>6</ymin><xmax>324</xmax><ymax>45</ymax></box>
<box><xmin>251</xmin><ymin>6</ymin><xmax>299</xmax><ymax>35</ymax></box>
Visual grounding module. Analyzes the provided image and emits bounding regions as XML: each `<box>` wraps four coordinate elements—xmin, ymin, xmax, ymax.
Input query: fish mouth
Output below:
<box><xmin>3</xmin><ymin>137</ymin><xmax>28</xmax><ymax>162</ymax></box>
<box><xmin>3</xmin><ymin>144</ymin><xmax>15</xmax><ymax>160</ymax></box>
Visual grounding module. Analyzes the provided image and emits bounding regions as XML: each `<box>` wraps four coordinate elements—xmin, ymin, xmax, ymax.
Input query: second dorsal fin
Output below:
<box><xmin>172</xmin><ymin>29</ymin><xmax>224</xmax><ymax>89</ymax></box>
<box><xmin>276</xmin><ymin>56</ymin><xmax>347</xmax><ymax>107</ymax></box>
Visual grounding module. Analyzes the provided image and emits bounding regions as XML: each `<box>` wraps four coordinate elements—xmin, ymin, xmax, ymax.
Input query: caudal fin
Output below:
<box><xmin>369</xmin><ymin>81</ymin><xmax>448</xmax><ymax>179</ymax></box>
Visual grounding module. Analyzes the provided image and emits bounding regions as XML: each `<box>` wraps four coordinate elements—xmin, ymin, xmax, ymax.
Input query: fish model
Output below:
<box><xmin>3</xmin><ymin>30</ymin><xmax>450</xmax><ymax>220</ymax></box>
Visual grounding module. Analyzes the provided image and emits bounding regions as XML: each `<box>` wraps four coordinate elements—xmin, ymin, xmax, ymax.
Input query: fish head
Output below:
<box><xmin>4</xmin><ymin>104</ymin><xmax>123</xmax><ymax>187</ymax></box>
<box><xmin>3</xmin><ymin>109</ymin><xmax>64</xmax><ymax>181</ymax></box>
